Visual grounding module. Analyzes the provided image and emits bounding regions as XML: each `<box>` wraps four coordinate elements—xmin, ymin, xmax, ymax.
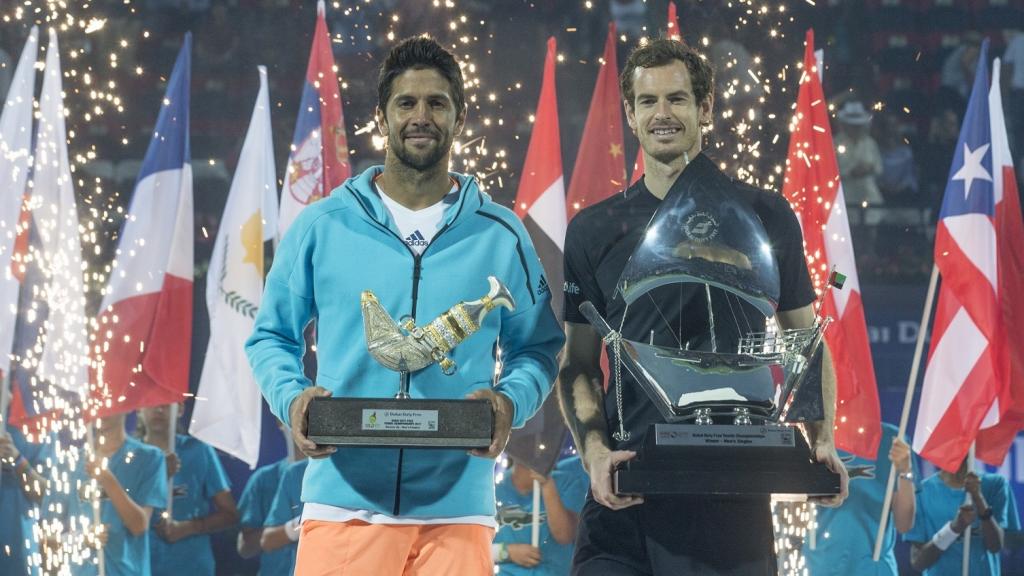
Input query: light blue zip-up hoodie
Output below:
<box><xmin>246</xmin><ymin>166</ymin><xmax>564</xmax><ymax>518</ymax></box>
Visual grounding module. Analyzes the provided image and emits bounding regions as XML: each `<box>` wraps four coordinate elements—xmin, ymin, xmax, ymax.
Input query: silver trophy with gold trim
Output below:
<box><xmin>307</xmin><ymin>276</ymin><xmax>514</xmax><ymax>449</ymax></box>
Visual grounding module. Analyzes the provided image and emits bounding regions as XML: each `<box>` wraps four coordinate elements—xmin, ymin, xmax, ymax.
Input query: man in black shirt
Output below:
<box><xmin>557</xmin><ymin>38</ymin><xmax>849</xmax><ymax>576</ymax></box>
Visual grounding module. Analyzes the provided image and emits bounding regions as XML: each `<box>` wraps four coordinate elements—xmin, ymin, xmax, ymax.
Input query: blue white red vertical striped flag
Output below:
<box><xmin>912</xmin><ymin>40</ymin><xmax>1010</xmax><ymax>472</ymax></box>
<box><xmin>277</xmin><ymin>0</ymin><xmax>350</xmax><ymax>238</ymax></box>
<box><xmin>92</xmin><ymin>34</ymin><xmax>193</xmax><ymax>418</ymax></box>
<box><xmin>190</xmin><ymin>66</ymin><xmax>277</xmax><ymax>469</ymax></box>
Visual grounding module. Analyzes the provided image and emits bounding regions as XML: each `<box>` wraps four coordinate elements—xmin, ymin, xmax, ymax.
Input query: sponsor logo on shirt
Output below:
<box><xmin>536</xmin><ymin>275</ymin><xmax>550</xmax><ymax>296</ymax></box>
<box><xmin>172</xmin><ymin>484</ymin><xmax>189</xmax><ymax>499</ymax></box>
<box><xmin>497</xmin><ymin>504</ymin><xmax>547</xmax><ymax>529</ymax></box>
<box><xmin>404</xmin><ymin>230</ymin><xmax>428</xmax><ymax>248</ymax></box>
<box><xmin>563</xmin><ymin>281</ymin><xmax>580</xmax><ymax>295</ymax></box>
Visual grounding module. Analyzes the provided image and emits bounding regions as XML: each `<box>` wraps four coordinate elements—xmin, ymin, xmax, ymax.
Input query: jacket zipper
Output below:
<box><xmin>387</xmin><ymin>222</ymin><xmax>451</xmax><ymax>516</ymax></box>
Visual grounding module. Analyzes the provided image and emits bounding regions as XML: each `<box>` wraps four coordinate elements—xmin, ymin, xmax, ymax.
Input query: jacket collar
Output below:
<box><xmin>335</xmin><ymin>165</ymin><xmax>485</xmax><ymax>232</ymax></box>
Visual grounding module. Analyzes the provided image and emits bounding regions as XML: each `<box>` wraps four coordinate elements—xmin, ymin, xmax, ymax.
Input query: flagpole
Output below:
<box><xmin>87</xmin><ymin>424</ymin><xmax>106</xmax><ymax>576</ymax></box>
<box><xmin>962</xmin><ymin>443</ymin><xmax>976</xmax><ymax>576</ymax></box>
<box><xmin>873</xmin><ymin>264</ymin><xmax>939</xmax><ymax>560</ymax></box>
<box><xmin>0</xmin><ymin>376</ymin><xmax>9</xmax><ymax>494</ymax></box>
<box><xmin>531</xmin><ymin>479</ymin><xmax>541</xmax><ymax>547</ymax></box>
<box><xmin>166</xmin><ymin>403</ymin><xmax>178</xmax><ymax>515</ymax></box>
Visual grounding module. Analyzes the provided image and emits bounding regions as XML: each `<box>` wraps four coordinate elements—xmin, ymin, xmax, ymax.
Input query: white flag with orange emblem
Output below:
<box><xmin>190</xmin><ymin>67</ymin><xmax>278</xmax><ymax>468</ymax></box>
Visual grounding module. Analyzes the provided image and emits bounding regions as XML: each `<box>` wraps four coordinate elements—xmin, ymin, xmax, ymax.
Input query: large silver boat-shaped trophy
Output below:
<box><xmin>581</xmin><ymin>162</ymin><xmax>841</xmax><ymax>499</ymax></box>
<box><xmin>307</xmin><ymin>276</ymin><xmax>513</xmax><ymax>449</ymax></box>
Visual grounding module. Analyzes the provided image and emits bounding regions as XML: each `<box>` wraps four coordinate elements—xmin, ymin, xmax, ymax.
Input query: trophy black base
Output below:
<box><xmin>614</xmin><ymin>423</ymin><xmax>841</xmax><ymax>499</ymax></box>
<box><xmin>306</xmin><ymin>397</ymin><xmax>494</xmax><ymax>449</ymax></box>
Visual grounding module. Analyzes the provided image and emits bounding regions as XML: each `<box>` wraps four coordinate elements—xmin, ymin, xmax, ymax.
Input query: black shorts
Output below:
<box><xmin>571</xmin><ymin>494</ymin><xmax>777</xmax><ymax>576</ymax></box>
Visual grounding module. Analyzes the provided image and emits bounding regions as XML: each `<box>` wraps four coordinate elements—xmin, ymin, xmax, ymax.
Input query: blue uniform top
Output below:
<box><xmin>238</xmin><ymin>459</ymin><xmax>291</xmax><ymax>576</ymax></box>
<box><xmin>494</xmin><ymin>456</ymin><xmax>588</xmax><ymax>576</ymax></box>
<box><xmin>904</xmin><ymin>471</ymin><xmax>1021</xmax><ymax>576</ymax></box>
<box><xmin>803</xmin><ymin>423</ymin><xmax>920</xmax><ymax>576</ymax></box>
<box><xmin>45</xmin><ymin>436</ymin><xmax>167</xmax><ymax>576</ymax></box>
<box><xmin>149</xmin><ymin>434</ymin><xmax>231</xmax><ymax>576</ymax></box>
<box><xmin>264</xmin><ymin>459</ymin><xmax>308</xmax><ymax>575</ymax></box>
<box><xmin>0</xmin><ymin>426</ymin><xmax>54</xmax><ymax>576</ymax></box>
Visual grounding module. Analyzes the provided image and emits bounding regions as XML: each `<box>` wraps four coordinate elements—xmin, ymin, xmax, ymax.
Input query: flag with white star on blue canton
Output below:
<box><xmin>913</xmin><ymin>39</ymin><xmax>1011</xmax><ymax>472</ymax></box>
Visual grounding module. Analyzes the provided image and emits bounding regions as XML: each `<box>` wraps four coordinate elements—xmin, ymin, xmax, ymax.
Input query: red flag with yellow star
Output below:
<box><xmin>566</xmin><ymin>23</ymin><xmax>626</xmax><ymax>217</ymax></box>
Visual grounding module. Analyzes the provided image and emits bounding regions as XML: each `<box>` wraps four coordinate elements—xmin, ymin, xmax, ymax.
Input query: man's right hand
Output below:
<box><xmin>288</xmin><ymin>387</ymin><xmax>336</xmax><ymax>459</ymax></box>
<box><xmin>952</xmin><ymin>504</ymin><xmax>976</xmax><ymax>534</ymax></box>
<box><xmin>508</xmin><ymin>544</ymin><xmax>542</xmax><ymax>567</ymax></box>
<box><xmin>584</xmin><ymin>448</ymin><xmax>643</xmax><ymax>510</ymax></box>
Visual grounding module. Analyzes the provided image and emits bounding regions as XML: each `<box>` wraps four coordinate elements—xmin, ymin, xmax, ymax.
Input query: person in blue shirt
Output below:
<box><xmin>43</xmin><ymin>412</ymin><xmax>167</xmax><ymax>576</ymax></box>
<box><xmin>803</xmin><ymin>423</ymin><xmax>918</xmax><ymax>575</ymax></box>
<box><xmin>493</xmin><ymin>455</ymin><xmax>588</xmax><ymax>575</ymax></box>
<box><xmin>237</xmin><ymin>422</ymin><xmax>305</xmax><ymax>576</ymax></box>
<box><xmin>259</xmin><ymin>458</ymin><xmax>309</xmax><ymax>572</ymax></box>
<box><xmin>905</xmin><ymin>456</ymin><xmax>1021</xmax><ymax>575</ymax></box>
<box><xmin>1</xmin><ymin>424</ymin><xmax>51</xmax><ymax>575</ymax></box>
<box><xmin>138</xmin><ymin>404</ymin><xmax>239</xmax><ymax>576</ymax></box>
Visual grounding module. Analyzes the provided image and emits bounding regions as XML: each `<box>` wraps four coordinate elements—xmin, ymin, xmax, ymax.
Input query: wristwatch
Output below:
<box><xmin>898</xmin><ymin>470</ymin><xmax>914</xmax><ymax>481</ymax></box>
<box><xmin>497</xmin><ymin>543</ymin><xmax>509</xmax><ymax>562</ymax></box>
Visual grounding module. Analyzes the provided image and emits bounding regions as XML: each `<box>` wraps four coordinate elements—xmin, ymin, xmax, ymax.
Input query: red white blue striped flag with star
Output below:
<box><xmin>912</xmin><ymin>39</ymin><xmax>1010</xmax><ymax>472</ymax></box>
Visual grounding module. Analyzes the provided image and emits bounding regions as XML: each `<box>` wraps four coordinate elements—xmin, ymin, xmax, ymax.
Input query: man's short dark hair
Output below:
<box><xmin>619</xmin><ymin>38</ymin><xmax>714</xmax><ymax>109</ymax></box>
<box><xmin>377</xmin><ymin>36</ymin><xmax>466</xmax><ymax>113</ymax></box>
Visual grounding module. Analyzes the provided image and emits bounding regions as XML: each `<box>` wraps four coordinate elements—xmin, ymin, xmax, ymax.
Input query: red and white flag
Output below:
<box><xmin>782</xmin><ymin>30</ymin><xmax>881</xmax><ymax>459</ymax></box>
<box><xmin>565</xmin><ymin>23</ymin><xmax>626</xmax><ymax>218</ymax></box>
<box><xmin>278</xmin><ymin>0</ymin><xmax>350</xmax><ymax>238</ymax></box>
<box><xmin>92</xmin><ymin>35</ymin><xmax>193</xmax><ymax>418</ymax></box>
<box><xmin>913</xmin><ymin>40</ymin><xmax>1010</xmax><ymax>472</ymax></box>
<box><xmin>975</xmin><ymin>60</ymin><xmax>1024</xmax><ymax>466</ymax></box>
<box><xmin>514</xmin><ymin>37</ymin><xmax>566</xmax><ymax>314</ymax></box>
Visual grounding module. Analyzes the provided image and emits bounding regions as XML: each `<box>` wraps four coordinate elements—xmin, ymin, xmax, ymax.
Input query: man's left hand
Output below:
<box><xmin>810</xmin><ymin>441</ymin><xmax>849</xmax><ymax>508</ymax></box>
<box><xmin>155</xmin><ymin>519</ymin><xmax>194</xmax><ymax>544</ymax></box>
<box><xmin>964</xmin><ymin>471</ymin><xmax>987</xmax><ymax>509</ymax></box>
<box><xmin>466</xmin><ymin>389</ymin><xmax>513</xmax><ymax>459</ymax></box>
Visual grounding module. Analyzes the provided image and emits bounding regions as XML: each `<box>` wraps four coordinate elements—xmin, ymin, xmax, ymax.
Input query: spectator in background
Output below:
<box><xmin>1002</xmin><ymin>28</ymin><xmax>1024</xmax><ymax>159</ymax></box>
<box><xmin>835</xmin><ymin>100</ymin><xmax>884</xmax><ymax>222</ymax></box>
<box><xmin>872</xmin><ymin>109</ymin><xmax>921</xmax><ymax>208</ymax></box>
<box><xmin>1</xmin><ymin>426</ymin><xmax>51</xmax><ymax>575</ymax></box>
<box><xmin>803</xmin><ymin>423</ymin><xmax>918</xmax><ymax>575</ymax></box>
<box><xmin>42</xmin><ymin>413</ymin><xmax>167</xmax><ymax>576</ymax></box>
<box><xmin>905</xmin><ymin>458</ymin><xmax>1021</xmax><ymax>576</ymax></box>
<box><xmin>610</xmin><ymin>0</ymin><xmax>649</xmax><ymax>40</ymax></box>
<box><xmin>138</xmin><ymin>404</ymin><xmax>239</xmax><ymax>576</ymax></box>
<box><xmin>940</xmin><ymin>32</ymin><xmax>982</xmax><ymax>102</ymax></box>
<box><xmin>916</xmin><ymin>105</ymin><xmax>961</xmax><ymax>222</ymax></box>
<box><xmin>258</xmin><ymin>458</ymin><xmax>309</xmax><ymax>574</ymax></box>
<box><xmin>237</xmin><ymin>423</ymin><xmax>305</xmax><ymax>576</ymax></box>
<box><xmin>493</xmin><ymin>455</ymin><xmax>587</xmax><ymax>575</ymax></box>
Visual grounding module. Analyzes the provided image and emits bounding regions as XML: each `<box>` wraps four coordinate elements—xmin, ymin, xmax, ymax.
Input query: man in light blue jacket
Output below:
<box><xmin>246</xmin><ymin>36</ymin><xmax>563</xmax><ymax>576</ymax></box>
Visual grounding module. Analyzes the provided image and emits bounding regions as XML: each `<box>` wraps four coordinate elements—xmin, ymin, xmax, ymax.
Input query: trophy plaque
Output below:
<box><xmin>306</xmin><ymin>276</ymin><xmax>511</xmax><ymax>449</ymax></box>
<box><xmin>580</xmin><ymin>156</ymin><xmax>841</xmax><ymax>499</ymax></box>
